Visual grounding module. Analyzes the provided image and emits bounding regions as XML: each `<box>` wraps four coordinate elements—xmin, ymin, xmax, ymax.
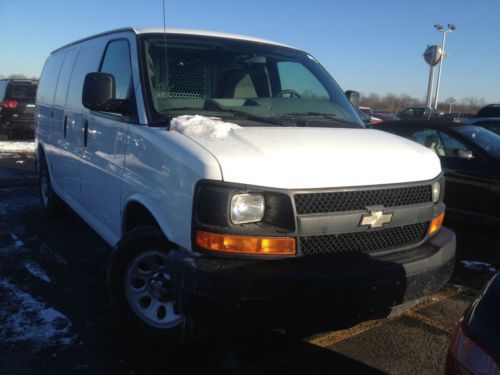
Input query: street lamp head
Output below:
<box><xmin>434</xmin><ymin>24</ymin><xmax>444</xmax><ymax>31</ymax></box>
<box><xmin>448</xmin><ymin>24</ymin><xmax>457</xmax><ymax>31</ymax></box>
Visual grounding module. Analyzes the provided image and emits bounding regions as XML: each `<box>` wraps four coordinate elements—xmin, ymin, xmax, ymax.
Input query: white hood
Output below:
<box><xmin>178</xmin><ymin>126</ymin><xmax>441</xmax><ymax>189</ymax></box>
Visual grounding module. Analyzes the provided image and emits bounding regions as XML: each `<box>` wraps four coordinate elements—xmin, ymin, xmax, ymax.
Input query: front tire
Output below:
<box><xmin>108</xmin><ymin>227</ymin><xmax>191</xmax><ymax>345</ymax></box>
<box><xmin>39</xmin><ymin>156</ymin><xmax>64</xmax><ymax>219</ymax></box>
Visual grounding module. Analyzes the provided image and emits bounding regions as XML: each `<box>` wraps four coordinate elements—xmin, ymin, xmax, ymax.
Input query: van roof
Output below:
<box><xmin>52</xmin><ymin>27</ymin><xmax>297</xmax><ymax>53</ymax></box>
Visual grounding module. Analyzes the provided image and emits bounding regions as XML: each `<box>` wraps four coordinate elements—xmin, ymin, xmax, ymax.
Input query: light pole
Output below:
<box><xmin>433</xmin><ymin>24</ymin><xmax>456</xmax><ymax>110</ymax></box>
<box><xmin>423</xmin><ymin>45</ymin><xmax>443</xmax><ymax>110</ymax></box>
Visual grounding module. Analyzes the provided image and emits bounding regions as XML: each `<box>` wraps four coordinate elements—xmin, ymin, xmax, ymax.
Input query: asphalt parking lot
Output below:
<box><xmin>0</xmin><ymin>151</ymin><xmax>499</xmax><ymax>374</ymax></box>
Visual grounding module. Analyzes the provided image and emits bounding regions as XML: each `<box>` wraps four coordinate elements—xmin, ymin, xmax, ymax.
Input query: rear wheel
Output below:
<box><xmin>39</xmin><ymin>155</ymin><xmax>64</xmax><ymax>219</ymax></box>
<box><xmin>108</xmin><ymin>227</ymin><xmax>191</xmax><ymax>345</ymax></box>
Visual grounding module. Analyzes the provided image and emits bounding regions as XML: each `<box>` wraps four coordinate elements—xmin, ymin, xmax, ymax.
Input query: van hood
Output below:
<box><xmin>181</xmin><ymin>127</ymin><xmax>441</xmax><ymax>189</ymax></box>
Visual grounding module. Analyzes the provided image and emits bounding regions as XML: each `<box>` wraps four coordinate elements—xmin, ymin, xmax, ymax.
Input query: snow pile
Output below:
<box><xmin>0</xmin><ymin>280</ymin><xmax>74</xmax><ymax>349</ymax></box>
<box><xmin>461</xmin><ymin>260</ymin><xmax>497</xmax><ymax>272</ymax></box>
<box><xmin>11</xmin><ymin>233</ymin><xmax>24</xmax><ymax>248</ymax></box>
<box><xmin>25</xmin><ymin>261</ymin><xmax>52</xmax><ymax>283</ymax></box>
<box><xmin>0</xmin><ymin>141</ymin><xmax>36</xmax><ymax>153</ymax></box>
<box><xmin>170</xmin><ymin>115</ymin><xmax>242</xmax><ymax>140</ymax></box>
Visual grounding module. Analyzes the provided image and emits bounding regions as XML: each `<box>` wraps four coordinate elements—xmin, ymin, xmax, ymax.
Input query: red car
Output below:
<box><xmin>446</xmin><ymin>272</ymin><xmax>500</xmax><ymax>374</ymax></box>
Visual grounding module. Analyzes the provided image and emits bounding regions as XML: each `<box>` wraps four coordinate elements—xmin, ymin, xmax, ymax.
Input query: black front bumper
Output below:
<box><xmin>171</xmin><ymin>227</ymin><xmax>455</xmax><ymax>330</ymax></box>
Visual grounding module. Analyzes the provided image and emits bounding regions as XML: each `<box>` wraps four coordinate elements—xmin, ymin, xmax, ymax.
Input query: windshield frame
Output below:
<box><xmin>137</xmin><ymin>33</ymin><xmax>363</xmax><ymax>128</ymax></box>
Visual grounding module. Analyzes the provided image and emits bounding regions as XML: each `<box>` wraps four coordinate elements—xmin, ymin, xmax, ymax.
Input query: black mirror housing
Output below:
<box><xmin>82</xmin><ymin>72</ymin><xmax>127</xmax><ymax>114</ymax></box>
<box><xmin>345</xmin><ymin>90</ymin><xmax>360</xmax><ymax>109</ymax></box>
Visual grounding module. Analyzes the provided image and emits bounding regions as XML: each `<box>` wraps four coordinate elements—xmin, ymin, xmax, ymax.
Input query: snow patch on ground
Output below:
<box><xmin>0</xmin><ymin>141</ymin><xmax>36</xmax><ymax>153</ymax></box>
<box><xmin>25</xmin><ymin>261</ymin><xmax>51</xmax><ymax>283</ymax></box>
<box><xmin>170</xmin><ymin>115</ymin><xmax>242</xmax><ymax>140</ymax></box>
<box><xmin>11</xmin><ymin>232</ymin><xmax>24</xmax><ymax>248</ymax></box>
<box><xmin>461</xmin><ymin>260</ymin><xmax>497</xmax><ymax>272</ymax></box>
<box><xmin>0</xmin><ymin>280</ymin><xmax>74</xmax><ymax>349</ymax></box>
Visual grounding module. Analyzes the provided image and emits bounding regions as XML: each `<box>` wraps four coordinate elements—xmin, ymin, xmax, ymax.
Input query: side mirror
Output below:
<box><xmin>345</xmin><ymin>90</ymin><xmax>360</xmax><ymax>109</ymax></box>
<box><xmin>457</xmin><ymin>149</ymin><xmax>474</xmax><ymax>160</ymax></box>
<box><xmin>82</xmin><ymin>72</ymin><xmax>127</xmax><ymax>114</ymax></box>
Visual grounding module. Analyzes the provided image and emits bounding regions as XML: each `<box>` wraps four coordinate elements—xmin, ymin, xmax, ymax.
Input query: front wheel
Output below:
<box><xmin>108</xmin><ymin>227</ymin><xmax>191</xmax><ymax>345</ymax></box>
<box><xmin>39</xmin><ymin>155</ymin><xmax>64</xmax><ymax>219</ymax></box>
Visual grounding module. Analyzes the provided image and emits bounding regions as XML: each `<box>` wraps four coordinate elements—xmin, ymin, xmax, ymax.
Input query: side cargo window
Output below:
<box><xmin>100</xmin><ymin>40</ymin><xmax>133</xmax><ymax>100</ymax></box>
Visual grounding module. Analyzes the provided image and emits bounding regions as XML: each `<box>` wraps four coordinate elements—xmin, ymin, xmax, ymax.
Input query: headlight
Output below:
<box><xmin>230</xmin><ymin>193</ymin><xmax>265</xmax><ymax>224</ymax></box>
<box><xmin>432</xmin><ymin>181</ymin><xmax>441</xmax><ymax>203</ymax></box>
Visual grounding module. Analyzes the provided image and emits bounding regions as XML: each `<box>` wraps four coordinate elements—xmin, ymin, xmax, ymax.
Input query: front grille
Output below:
<box><xmin>300</xmin><ymin>222</ymin><xmax>429</xmax><ymax>256</ymax></box>
<box><xmin>294</xmin><ymin>185</ymin><xmax>432</xmax><ymax>215</ymax></box>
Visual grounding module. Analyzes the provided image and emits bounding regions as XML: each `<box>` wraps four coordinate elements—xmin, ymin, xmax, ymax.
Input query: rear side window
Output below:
<box><xmin>38</xmin><ymin>53</ymin><xmax>65</xmax><ymax>105</ymax></box>
<box><xmin>100</xmin><ymin>40</ymin><xmax>132</xmax><ymax>100</ymax></box>
<box><xmin>0</xmin><ymin>81</ymin><xmax>8</xmax><ymax>100</ymax></box>
<box><xmin>9</xmin><ymin>83</ymin><xmax>37</xmax><ymax>101</ymax></box>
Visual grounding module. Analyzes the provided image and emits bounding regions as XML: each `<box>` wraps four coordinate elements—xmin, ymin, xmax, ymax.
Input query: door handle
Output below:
<box><xmin>83</xmin><ymin>120</ymin><xmax>88</xmax><ymax>147</ymax></box>
<box><xmin>63</xmin><ymin>115</ymin><xmax>68</xmax><ymax>138</ymax></box>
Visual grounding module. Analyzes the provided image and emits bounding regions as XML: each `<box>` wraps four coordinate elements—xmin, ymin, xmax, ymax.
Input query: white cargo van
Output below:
<box><xmin>36</xmin><ymin>28</ymin><xmax>455</xmax><ymax>343</ymax></box>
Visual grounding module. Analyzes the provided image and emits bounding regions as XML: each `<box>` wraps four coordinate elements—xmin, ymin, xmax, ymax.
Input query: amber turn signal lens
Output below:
<box><xmin>429</xmin><ymin>211</ymin><xmax>445</xmax><ymax>236</ymax></box>
<box><xmin>195</xmin><ymin>231</ymin><xmax>296</xmax><ymax>255</ymax></box>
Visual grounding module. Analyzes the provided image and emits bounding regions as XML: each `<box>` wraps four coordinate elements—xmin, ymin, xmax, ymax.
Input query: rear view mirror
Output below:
<box><xmin>457</xmin><ymin>149</ymin><xmax>474</xmax><ymax>160</ymax></box>
<box><xmin>345</xmin><ymin>90</ymin><xmax>360</xmax><ymax>109</ymax></box>
<box><xmin>82</xmin><ymin>72</ymin><xmax>127</xmax><ymax>114</ymax></box>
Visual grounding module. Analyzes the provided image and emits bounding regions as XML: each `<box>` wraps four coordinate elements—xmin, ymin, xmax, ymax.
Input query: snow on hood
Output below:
<box><xmin>170</xmin><ymin>115</ymin><xmax>242</xmax><ymax>140</ymax></box>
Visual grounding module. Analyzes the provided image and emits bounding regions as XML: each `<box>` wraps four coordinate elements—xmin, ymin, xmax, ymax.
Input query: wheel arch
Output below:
<box><xmin>121</xmin><ymin>195</ymin><xmax>175</xmax><ymax>244</ymax></box>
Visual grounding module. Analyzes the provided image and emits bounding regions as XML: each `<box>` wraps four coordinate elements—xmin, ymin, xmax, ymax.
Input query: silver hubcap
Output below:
<box><xmin>125</xmin><ymin>250</ymin><xmax>183</xmax><ymax>328</ymax></box>
<box><xmin>40</xmin><ymin>173</ymin><xmax>49</xmax><ymax>208</ymax></box>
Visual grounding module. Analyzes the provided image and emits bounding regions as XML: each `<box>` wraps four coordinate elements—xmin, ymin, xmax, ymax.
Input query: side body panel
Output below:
<box><xmin>121</xmin><ymin>128</ymin><xmax>222</xmax><ymax>250</ymax></box>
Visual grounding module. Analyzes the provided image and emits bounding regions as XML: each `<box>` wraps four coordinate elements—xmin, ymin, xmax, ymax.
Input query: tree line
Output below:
<box><xmin>360</xmin><ymin>92</ymin><xmax>492</xmax><ymax>115</ymax></box>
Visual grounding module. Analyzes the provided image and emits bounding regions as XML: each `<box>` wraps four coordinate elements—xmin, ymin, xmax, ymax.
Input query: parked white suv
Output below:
<box><xmin>36</xmin><ymin>28</ymin><xmax>455</xmax><ymax>343</ymax></box>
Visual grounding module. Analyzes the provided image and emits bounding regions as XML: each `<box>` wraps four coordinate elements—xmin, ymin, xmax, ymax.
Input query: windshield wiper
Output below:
<box><xmin>276</xmin><ymin>112</ymin><xmax>362</xmax><ymax>128</ymax></box>
<box><xmin>166</xmin><ymin>107</ymin><xmax>289</xmax><ymax>127</ymax></box>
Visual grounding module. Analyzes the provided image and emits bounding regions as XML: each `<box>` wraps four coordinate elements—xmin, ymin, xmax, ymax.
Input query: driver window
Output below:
<box><xmin>277</xmin><ymin>61</ymin><xmax>329</xmax><ymax>99</ymax></box>
<box><xmin>410</xmin><ymin>129</ymin><xmax>445</xmax><ymax>156</ymax></box>
<box><xmin>438</xmin><ymin>131</ymin><xmax>468</xmax><ymax>157</ymax></box>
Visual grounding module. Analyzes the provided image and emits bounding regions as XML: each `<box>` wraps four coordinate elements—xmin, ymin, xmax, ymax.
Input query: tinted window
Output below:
<box><xmin>37</xmin><ymin>53</ymin><xmax>65</xmax><ymax>105</ymax></box>
<box><xmin>476</xmin><ymin>121</ymin><xmax>500</xmax><ymax>136</ymax></box>
<box><xmin>0</xmin><ymin>81</ymin><xmax>7</xmax><ymax>100</ymax></box>
<box><xmin>100</xmin><ymin>40</ymin><xmax>132</xmax><ymax>100</ymax></box>
<box><xmin>438</xmin><ymin>131</ymin><xmax>468</xmax><ymax>157</ymax></box>
<box><xmin>410</xmin><ymin>128</ymin><xmax>445</xmax><ymax>156</ymax></box>
<box><xmin>455</xmin><ymin>126</ymin><xmax>500</xmax><ymax>161</ymax></box>
<box><xmin>9</xmin><ymin>83</ymin><xmax>37</xmax><ymax>100</ymax></box>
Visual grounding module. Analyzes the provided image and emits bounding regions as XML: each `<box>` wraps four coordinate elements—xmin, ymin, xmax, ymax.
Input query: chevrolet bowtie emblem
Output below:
<box><xmin>360</xmin><ymin>210</ymin><xmax>393</xmax><ymax>229</ymax></box>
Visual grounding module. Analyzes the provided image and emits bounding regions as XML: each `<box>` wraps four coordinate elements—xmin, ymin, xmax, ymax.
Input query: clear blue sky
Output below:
<box><xmin>1</xmin><ymin>0</ymin><xmax>498</xmax><ymax>102</ymax></box>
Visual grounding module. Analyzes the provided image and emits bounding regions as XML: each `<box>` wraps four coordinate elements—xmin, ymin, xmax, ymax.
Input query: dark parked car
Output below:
<box><xmin>446</xmin><ymin>272</ymin><xmax>500</xmax><ymax>374</ymax></box>
<box><xmin>378</xmin><ymin>120</ymin><xmax>500</xmax><ymax>227</ymax></box>
<box><xmin>476</xmin><ymin>104</ymin><xmax>500</xmax><ymax>118</ymax></box>
<box><xmin>397</xmin><ymin>107</ymin><xmax>444</xmax><ymax>120</ymax></box>
<box><xmin>466</xmin><ymin>117</ymin><xmax>500</xmax><ymax>136</ymax></box>
<box><xmin>0</xmin><ymin>79</ymin><xmax>38</xmax><ymax>140</ymax></box>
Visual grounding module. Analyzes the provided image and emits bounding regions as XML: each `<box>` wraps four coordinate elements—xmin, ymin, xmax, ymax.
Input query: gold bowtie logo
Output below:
<box><xmin>360</xmin><ymin>210</ymin><xmax>393</xmax><ymax>228</ymax></box>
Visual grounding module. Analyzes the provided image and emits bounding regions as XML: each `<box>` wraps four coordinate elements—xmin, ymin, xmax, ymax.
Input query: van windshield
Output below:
<box><xmin>140</xmin><ymin>34</ymin><xmax>363</xmax><ymax>127</ymax></box>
